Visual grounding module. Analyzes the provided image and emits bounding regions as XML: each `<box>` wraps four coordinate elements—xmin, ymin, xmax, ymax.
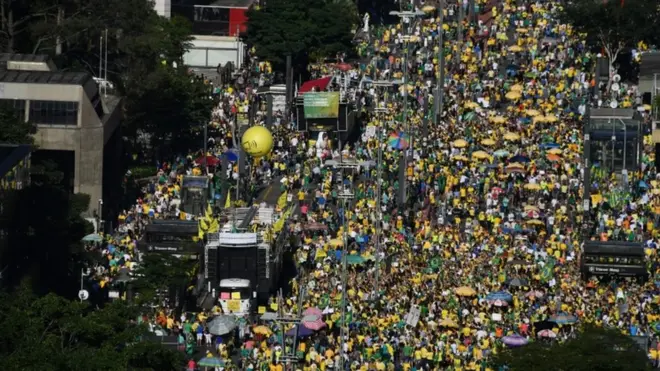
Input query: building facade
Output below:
<box><xmin>0</xmin><ymin>54</ymin><xmax>122</xmax><ymax>217</ymax></box>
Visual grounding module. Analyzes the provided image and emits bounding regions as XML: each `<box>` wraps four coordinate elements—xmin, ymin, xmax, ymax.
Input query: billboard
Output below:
<box><xmin>304</xmin><ymin>92</ymin><xmax>340</xmax><ymax>119</ymax></box>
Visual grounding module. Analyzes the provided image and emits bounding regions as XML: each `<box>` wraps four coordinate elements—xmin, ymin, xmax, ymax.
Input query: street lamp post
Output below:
<box><xmin>434</xmin><ymin>1</ymin><xmax>446</xmax><ymax>124</ymax></box>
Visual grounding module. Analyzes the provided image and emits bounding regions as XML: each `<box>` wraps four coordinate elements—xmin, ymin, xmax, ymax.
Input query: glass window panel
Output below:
<box><xmin>29</xmin><ymin>100</ymin><xmax>78</xmax><ymax>126</ymax></box>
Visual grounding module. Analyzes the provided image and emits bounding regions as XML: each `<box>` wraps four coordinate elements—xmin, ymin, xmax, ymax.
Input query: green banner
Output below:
<box><xmin>304</xmin><ymin>92</ymin><xmax>340</xmax><ymax>119</ymax></box>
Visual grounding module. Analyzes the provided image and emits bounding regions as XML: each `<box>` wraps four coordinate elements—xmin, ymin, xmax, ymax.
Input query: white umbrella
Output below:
<box><xmin>207</xmin><ymin>315</ymin><xmax>237</xmax><ymax>336</ymax></box>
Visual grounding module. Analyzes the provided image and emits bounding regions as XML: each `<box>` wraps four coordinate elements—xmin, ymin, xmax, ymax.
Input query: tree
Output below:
<box><xmin>0</xmin><ymin>102</ymin><xmax>34</xmax><ymax>144</ymax></box>
<box><xmin>245</xmin><ymin>0</ymin><xmax>358</xmax><ymax>72</ymax></box>
<box><xmin>0</xmin><ymin>280</ymin><xmax>184</xmax><ymax>371</ymax></box>
<box><xmin>492</xmin><ymin>326</ymin><xmax>651</xmax><ymax>371</ymax></box>
<box><xmin>559</xmin><ymin>0</ymin><xmax>660</xmax><ymax>87</ymax></box>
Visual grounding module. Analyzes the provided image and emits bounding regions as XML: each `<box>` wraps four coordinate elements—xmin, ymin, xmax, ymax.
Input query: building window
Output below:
<box><xmin>29</xmin><ymin>100</ymin><xmax>79</xmax><ymax>126</ymax></box>
<box><xmin>0</xmin><ymin>99</ymin><xmax>26</xmax><ymax>122</ymax></box>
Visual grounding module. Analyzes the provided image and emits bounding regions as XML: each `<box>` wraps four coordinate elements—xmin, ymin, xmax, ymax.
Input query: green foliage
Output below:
<box><xmin>492</xmin><ymin>325</ymin><xmax>651</xmax><ymax>371</ymax></box>
<box><xmin>0</xmin><ymin>281</ymin><xmax>184</xmax><ymax>371</ymax></box>
<box><xmin>245</xmin><ymin>0</ymin><xmax>358</xmax><ymax>70</ymax></box>
<box><xmin>132</xmin><ymin>254</ymin><xmax>197</xmax><ymax>294</ymax></box>
<box><xmin>559</xmin><ymin>0</ymin><xmax>660</xmax><ymax>58</ymax></box>
<box><xmin>129</xmin><ymin>165</ymin><xmax>158</xmax><ymax>180</ymax></box>
<box><xmin>0</xmin><ymin>102</ymin><xmax>34</xmax><ymax>145</ymax></box>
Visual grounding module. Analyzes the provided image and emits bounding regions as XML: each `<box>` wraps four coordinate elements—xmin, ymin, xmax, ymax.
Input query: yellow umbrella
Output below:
<box><xmin>453</xmin><ymin>155</ymin><xmax>470</xmax><ymax>162</ymax></box>
<box><xmin>526</xmin><ymin>109</ymin><xmax>540</xmax><ymax>116</ymax></box>
<box><xmin>422</xmin><ymin>4</ymin><xmax>435</xmax><ymax>12</ymax></box>
<box><xmin>516</xmin><ymin>28</ymin><xmax>529</xmax><ymax>33</ymax></box>
<box><xmin>455</xmin><ymin>286</ymin><xmax>477</xmax><ymax>297</ymax></box>
<box><xmin>452</xmin><ymin>139</ymin><xmax>468</xmax><ymax>148</ymax></box>
<box><xmin>532</xmin><ymin>115</ymin><xmax>547</xmax><ymax>124</ymax></box>
<box><xmin>471</xmin><ymin>150</ymin><xmax>489</xmax><ymax>160</ymax></box>
<box><xmin>253</xmin><ymin>325</ymin><xmax>272</xmax><ymax>336</ymax></box>
<box><xmin>329</xmin><ymin>239</ymin><xmax>344</xmax><ymax>247</ymax></box>
<box><xmin>440</xmin><ymin>318</ymin><xmax>459</xmax><ymax>328</ymax></box>
<box><xmin>505</xmin><ymin>91</ymin><xmax>521</xmax><ymax>100</ymax></box>
<box><xmin>524</xmin><ymin>205</ymin><xmax>539</xmax><ymax>212</ymax></box>
<box><xmin>643</xmin><ymin>104</ymin><xmax>652</xmax><ymax>111</ymax></box>
<box><xmin>526</xmin><ymin>219</ymin><xmax>544</xmax><ymax>226</ymax></box>
<box><xmin>547</xmin><ymin>148</ymin><xmax>562</xmax><ymax>155</ymax></box>
<box><xmin>508</xmin><ymin>45</ymin><xmax>523</xmax><ymax>52</ymax></box>
<box><xmin>524</xmin><ymin>183</ymin><xmax>541</xmax><ymax>191</ymax></box>
<box><xmin>489</xmin><ymin>116</ymin><xmax>507</xmax><ymax>124</ymax></box>
<box><xmin>507</xmin><ymin>162</ymin><xmax>525</xmax><ymax>169</ymax></box>
<box><xmin>544</xmin><ymin>114</ymin><xmax>559</xmax><ymax>123</ymax></box>
<box><xmin>510</xmin><ymin>84</ymin><xmax>524</xmax><ymax>92</ymax></box>
<box><xmin>464</xmin><ymin>102</ymin><xmax>479</xmax><ymax>109</ymax></box>
<box><xmin>481</xmin><ymin>138</ymin><xmax>496</xmax><ymax>146</ymax></box>
<box><xmin>503</xmin><ymin>132</ymin><xmax>520</xmax><ymax>141</ymax></box>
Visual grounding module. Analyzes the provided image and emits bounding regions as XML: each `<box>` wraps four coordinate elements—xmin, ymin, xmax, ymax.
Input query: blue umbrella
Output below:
<box><xmin>509</xmin><ymin>155</ymin><xmax>530</xmax><ymax>163</ymax></box>
<box><xmin>223</xmin><ymin>150</ymin><xmax>239</xmax><ymax>162</ymax></box>
<box><xmin>82</xmin><ymin>233</ymin><xmax>103</xmax><ymax>243</ymax></box>
<box><xmin>639</xmin><ymin>180</ymin><xmax>649</xmax><ymax>190</ymax></box>
<box><xmin>549</xmin><ymin>312</ymin><xmax>578</xmax><ymax>325</ymax></box>
<box><xmin>486</xmin><ymin>291</ymin><xmax>513</xmax><ymax>302</ymax></box>
<box><xmin>540</xmin><ymin>142</ymin><xmax>560</xmax><ymax>149</ymax></box>
<box><xmin>285</xmin><ymin>325</ymin><xmax>314</xmax><ymax>337</ymax></box>
<box><xmin>198</xmin><ymin>356</ymin><xmax>225</xmax><ymax>368</ymax></box>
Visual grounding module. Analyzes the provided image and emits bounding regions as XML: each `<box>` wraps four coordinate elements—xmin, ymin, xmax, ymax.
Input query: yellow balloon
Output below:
<box><xmin>241</xmin><ymin>125</ymin><xmax>273</xmax><ymax>157</ymax></box>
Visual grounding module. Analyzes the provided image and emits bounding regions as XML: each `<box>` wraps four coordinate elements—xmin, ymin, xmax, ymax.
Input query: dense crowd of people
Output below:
<box><xmin>84</xmin><ymin>0</ymin><xmax>660</xmax><ymax>369</ymax></box>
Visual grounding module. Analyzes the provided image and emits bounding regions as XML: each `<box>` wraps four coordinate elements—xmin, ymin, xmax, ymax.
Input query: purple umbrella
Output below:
<box><xmin>285</xmin><ymin>325</ymin><xmax>314</xmax><ymax>337</ymax></box>
<box><xmin>502</xmin><ymin>334</ymin><xmax>529</xmax><ymax>347</ymax></box>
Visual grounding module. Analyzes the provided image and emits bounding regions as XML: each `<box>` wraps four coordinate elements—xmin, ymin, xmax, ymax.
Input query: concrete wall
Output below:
<box><xmin>0</xmin><ymin>81</ymin><xmax>120</xmax><ymax>217</ymax></box>
<box><xmin>185</xmin><ymin>35</ymin><xmax>245</xmax><ymax>68</ymax></box>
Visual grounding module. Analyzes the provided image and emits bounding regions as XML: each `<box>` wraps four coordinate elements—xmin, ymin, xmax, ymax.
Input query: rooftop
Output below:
<box><xmin>0</xmin><ymin>70</ymin><xmax>92</xmax><ymax>86</ymax></box>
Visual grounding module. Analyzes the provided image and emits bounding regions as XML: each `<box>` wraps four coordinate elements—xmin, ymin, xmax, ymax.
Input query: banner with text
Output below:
<box><xmin>304</xmin><ymin>92</ymin><xmax>340</xmax><ymax>119</ymax></box>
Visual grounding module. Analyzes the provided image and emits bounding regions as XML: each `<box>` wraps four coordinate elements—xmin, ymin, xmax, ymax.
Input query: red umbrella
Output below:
<box><xmin>195</xmin><ymin>155</ymin><xmax>220</xmax><ymax>167</ymax></box>
<box><xmin>336</xmin><ymin>62</ymin><xmax>352</xmax><ymax>72</ymax></box>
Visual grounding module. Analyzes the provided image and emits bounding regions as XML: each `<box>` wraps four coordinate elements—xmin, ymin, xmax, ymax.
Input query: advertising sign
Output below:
<box><xmin>304</xmin><ymin>92</ymin><xmax>340</xmax><ymax>119</ymax></box>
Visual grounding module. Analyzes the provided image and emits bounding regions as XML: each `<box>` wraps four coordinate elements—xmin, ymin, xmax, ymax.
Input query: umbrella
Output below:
<box><xmin>303</xmin><ymin>307</ymin><xmax>323</xmax><ymax>317</ymax></box>
<box><xmin>525</xmin><ymin>290</ymin><xmax>544</xmax><ymax>298</ymax></box>
<box><xmin>490</xmin><ymin>299</ymin><xmax>508</xmax><ymax>307</ymax></box>
<box><xmin>507</xmin><ymin>278</ymin><xmax>529</xmax><ymax>287</ymax></box>
<box><xmin>452</xmin><ymin>139</ymin><xmax>468</xmax><ymax>148</ymax></box>
<box><xmin>540</xmin><ymin>142</ymin><xmax>559</xmax><ymax>149</ymax></box>
<box><xmin>486</xmin><ymin>291</ymin><xmax>513</xmax><ymax>301</ymax></box>
<box><xmin>198</xmin><ymin>357</ymin><xmax>225</xmax><ymax>368</ymax></box>
<box><xmin>508</xmin><ymin>45</ymin><xmax>523</xmax><ymax>52</ymax></box>
<box><xmin>546</xmin><ymin>154</ymin><xmax>561</xmax><ymax>162</ymax></box>
<box><xmin>502</xmin><ymin>334</ymin><xmax>528</xmax><ymax>347</ymax></box>
<box><xmin>526</xmin><ymin>109</ymin><xmax>540</xmax><ymax>116</ymax></box>
<box><xmin>526</xmin><ymin>219</ymin><xmax>544</xmax><ymax>226</ymax></box>
<box><xmin>453</xmin><ymin>155</ymin><xmax>470</xmax><ymax>162</ymax></box>
<box><xmin>510</xmin><ymin>155</ymin><xmax>530</xmax><ymax>163</ymax></box>
<box><xmin>524</xmin><ymin>183</ymin><xmax>541</xmax><ymax>191</ymax></box>
<box><xmin>537</xmin><ymin>329</ymin><xmax>557</xmax><ymax>338</ymax></box>
<box><xmin>329</xmin><ymin>239</ymin><xmax>343</xmax><ymax>247</ymax></box>
<box><xmin>223</xmin><ymin>150</ymin><xmax>239</xmax><ymax>162</ymax></box>
<box><xmin>82</xmin><ymin>233</ymin><xmax>103</xmax><ymax>243</ymax></box>
<box><xmin>547</xmin><ymin>148</ymin><xmax>562</xmax><ymax>155</ymax></box>
<box><xmin>336</xmin><ymin>62</ymin><xmax>352</xmax><ymax>72</ymax></box>
<box><xmin>505</xmin><ymin>91</ymin><xmax>521</xmax><ymax>100</ymax></box>
<box><xmin>303</xmin><ymin>319</ymin><xmax>327</xmax><ymax>331</ymax></box>
<box><xmin>195</xmin><ymin>155</ymin><xmax>220</xmax><ymax>167</ymax></box>
<box><xmin>464</xmin><ymin>102</ymin><xmax>479</xmax><ymax>109</ymax></box>
<box><xmin>286</xmin><ymin>325</ymin><xmax>314</xmax><ymax>337</ymax></box>
<box><xmin>439</xmin><ymin>319</ymin><xmax>458</xmax><ymax>328</ymax></box>
<box><xmin>260</xmin><ymin>312</ymin><xmax>278</xmax><ymax>321</ymax></box>
<box><xmin>493</xmin><ymin>149</ymin><xmax>510</xmax><ymax>157</ymax></box>
<box><xmin>481</xmin><ymin>138</ymin><xmax>496</xmax><ymax>146</ymax></box>
<box><xmin>516</xmin><ymin>28</ymin><xmax>529</xmax><ymax>33</ymax></box>
<box><xmin>489</xmin><ymin>116</ymin><xmax>507</xmax><ymax>124</ymax></box>
<box><xmin>533</xmin><ymin>321</ymin><xmax>558</xmax><ymax>333</ymax></box>
<box><xmin>252</xmin><ymin>325</ymin><xmax>272</xmax><ymax>336</ymax></box>
<box><xmin>510</xmin><ymin>84</ymin><xmax>523</xmax><ymax>92</ymax></box>
<box><xmin>455</xmin><ymin>286</ymin><xmax>477</xmax><ymax>297</ymax></box>
<box><xmin>639</xmin><ymin>180</ymin><xmax>650</xmax><ymax>190</ymax></box>
<box><xmin>549</xmin><ymin>313</ymin><xmax>578</xmax><ymax>325</ymax></box>
<box><xmin>471</xmin><ymin>151</ymin><xmax>489</xmax><ymax>160</ymax></box>
<box><xmin>346</xmin><ymin>255</ymin><xmax>366</xmax><ymax>265</ymax></box>
<box><xmin>207</xmin><ymin>315</ymin><xmax>237</xmax><ymax>336</ymax></box>
<box><xmin>422</xmin><ymin>4</ymin><xmax>436</xmax><ymax>12</ymax></box>
<box><xmin>503</xmin><ymin>132</ymin><xmax>520</xmax><ymax>141</ymax></box>
<box><xmin>544</xmin><ymin>114</ymin><xmax>559</xmax><ymax>123</ymax></box>
<box><xmin>388</xmin><ymin>132</ymin><xmax>409</xmax><ymax>150</ymax></box>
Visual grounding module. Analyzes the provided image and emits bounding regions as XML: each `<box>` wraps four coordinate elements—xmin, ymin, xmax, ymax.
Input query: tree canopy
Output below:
<box><xmin>245</xmin><ymin>0</ymin><xmax>358</xmax><ymax>71</ymax></box>
<box><xmin>559</xmin><ymin>0</ymin><xmax>660</xmax><ymax>73</ymax></box>
<box><xmin>491</xmin><ymin>326</ymin><xmax>651</xmax><ymax>371</ymax></box>
<box><xmin>0</xmin><ymin>281</ymin><xmax>183</xmax><ymax>371</ymax></box>
<box><xmin>0</xmin><ymin>102</ymin><xmax>34</xmax><ymax>145</ymax></box>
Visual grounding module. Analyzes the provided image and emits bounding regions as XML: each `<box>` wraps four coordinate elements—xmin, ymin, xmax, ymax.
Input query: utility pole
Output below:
<box><xmin>332</xmin><ymin>158</ymin><xmax>359</xmax><ymax>371</ymax></box>
<box><xmin>456</xmin><ymin>0</ymin><xmax>464</xmax><ymax>65</ymax></box>
<box><xmin>433</xmin><ymin>0</ymin><xmax>445</xmax><ymax>125</ymax></box>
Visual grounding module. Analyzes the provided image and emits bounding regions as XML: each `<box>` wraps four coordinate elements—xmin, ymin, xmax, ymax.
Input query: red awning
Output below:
<box><xmin>299</xmin><ymin>76</ymin><xmax>332</xmax><ymax>94</ymax></box>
